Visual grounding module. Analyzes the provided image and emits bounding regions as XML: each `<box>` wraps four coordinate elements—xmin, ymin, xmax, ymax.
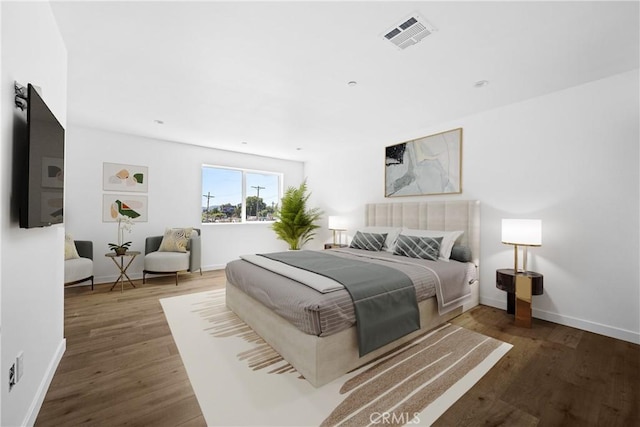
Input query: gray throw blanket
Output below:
<box><xmin>258</xmin><ymin>251</ymin><xmax>420</xmax><ymax>357</ymax></box>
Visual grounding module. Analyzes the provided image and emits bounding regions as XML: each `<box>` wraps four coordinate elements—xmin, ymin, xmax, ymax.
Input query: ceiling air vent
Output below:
<box><xmin>382</xmin><ymin>13</ymin><xmax>437</xmax><ymax>50</ymax></box>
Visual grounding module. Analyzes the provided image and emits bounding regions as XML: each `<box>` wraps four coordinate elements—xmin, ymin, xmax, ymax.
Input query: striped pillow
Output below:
<box><xmin>393</xmin><ymin>234</ymin><xmax>442</xmax><ymax>261</ymax></box>
<box><xmin>349</xmin><ymin>231</ymin><xmax>387</xmax><ymax>251</ymax></box>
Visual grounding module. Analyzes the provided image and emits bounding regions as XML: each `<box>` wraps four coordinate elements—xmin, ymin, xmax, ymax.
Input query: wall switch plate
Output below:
<box><xmin>16</xmin><ymin>352</ymin><xmax>24</xmax><ymax>383</ymax></box>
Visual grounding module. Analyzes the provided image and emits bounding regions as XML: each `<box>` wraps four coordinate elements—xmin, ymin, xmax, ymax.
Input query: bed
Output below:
<box><xmin>225</xmin><ymin>200</ymin><xmax>480</xmax><ymax>387</ymax></box>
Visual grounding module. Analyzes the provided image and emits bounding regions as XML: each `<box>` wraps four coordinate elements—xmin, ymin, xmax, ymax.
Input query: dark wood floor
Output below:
<box><xmin>36</xmin><ymin>271</ymin><xmax>221</xmax><ymax>427</ymax></box>
<box><xmin>36</xmin><ymin>272</ymin><xmax>639</xmax><ymax>426</ymax></box>
<box><xmin>444</xmin><ymin>307</ymin><xmax>639</xmax><ymax>426</ymax></box>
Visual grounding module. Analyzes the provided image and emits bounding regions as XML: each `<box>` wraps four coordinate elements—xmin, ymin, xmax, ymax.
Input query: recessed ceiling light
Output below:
<box><xmin>296</xmin><ymin>147</ymin><xmax>302</xmax><ymax>151</ymax></box>
<box><xmin>153</xmin><ymin>119</ymin><xmax>164</xmax><ymax>124</ymax></box>
<box><xmin>474</xmin><ymin>80</ymin><xmax>489</xmax><ymax>88</ymax></box>
<box><xmin>347</xmin><ymin>81</ymin><xmax>357</xmax><ymax>87</ymax></box>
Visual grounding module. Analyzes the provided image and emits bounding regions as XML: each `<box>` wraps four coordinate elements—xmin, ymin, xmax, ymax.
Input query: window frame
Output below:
<box><xmin>201</xmin><ymin>164</ymin><xmax>283</xmax><ymax>225</ymax></box>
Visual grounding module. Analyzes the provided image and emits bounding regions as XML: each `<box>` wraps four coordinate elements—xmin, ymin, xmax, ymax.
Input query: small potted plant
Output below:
<box><xmin>108</xmin><ymin>241</ymin><xmax>131</xmax><ymax>255</ymax></box>
<box><xmin>108</xmin><ymin>215</ymin><xmax>134</xmax><ymax>255</ymax></box>
<box><xmin>271</xmin><ymin>180</ymin><xmax>323</xmax><ymax>250</ymax></box>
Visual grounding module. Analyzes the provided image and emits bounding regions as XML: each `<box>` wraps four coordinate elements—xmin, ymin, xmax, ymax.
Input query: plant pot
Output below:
<box><xmin>114</xmin><ymin>247</ymin><xmax>127</xmax><ymax>256</ymax></box>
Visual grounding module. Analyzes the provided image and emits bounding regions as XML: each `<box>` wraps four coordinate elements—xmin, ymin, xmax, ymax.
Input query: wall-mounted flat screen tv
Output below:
<box><xmin>19</xmin><ymin>84</ymin><xmax>65</xmax><ymax>228</ymax></box>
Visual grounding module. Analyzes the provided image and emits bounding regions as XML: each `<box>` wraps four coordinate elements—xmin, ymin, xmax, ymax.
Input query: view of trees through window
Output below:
<box><xmin>201</xmin><ymin>166</ymin><xmax>281</xmax><ymax>223</ymax></box>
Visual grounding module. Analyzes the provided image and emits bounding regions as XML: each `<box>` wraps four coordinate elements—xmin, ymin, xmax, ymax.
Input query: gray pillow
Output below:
<box><xmin>450</xmin><ymin>245</ymin><xmax>472</xmax><ymax>263</ymax></box>
<box><xmin>349</xmin><ymin>231</ymin><xmax>387</xmax><ymax>251</ymax></box>
<box><xmin>393</xmin><ymin>234</ymin><xmax>442</xmax><ymax>261</ymax></box>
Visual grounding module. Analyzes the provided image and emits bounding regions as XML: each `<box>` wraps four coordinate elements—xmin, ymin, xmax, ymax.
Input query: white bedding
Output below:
<box><xmin>240</xmin><ymin>253</ymin><xmax>345</xmax><ymax>293</ymax></box>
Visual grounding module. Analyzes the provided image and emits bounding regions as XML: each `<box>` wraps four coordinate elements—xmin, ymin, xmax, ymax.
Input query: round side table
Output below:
<box><xmin>105</xmin><ymin>251</ymin><xmax>141</xmax><ymax>292</ymax></box>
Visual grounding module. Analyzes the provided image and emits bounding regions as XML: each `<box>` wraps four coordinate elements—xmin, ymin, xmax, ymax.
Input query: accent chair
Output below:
<box><xmin>143</xmin><ymin>228</ymin><xmax>202</xmax><ymax>286</ymax></box>
<box><xmin>64</xmin><ymin>240</ymin><xmax>94</xmax><ymax>289</ymax></box>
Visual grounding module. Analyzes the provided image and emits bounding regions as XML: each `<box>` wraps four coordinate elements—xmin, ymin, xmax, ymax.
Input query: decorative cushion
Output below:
<box><xmin>349</xmin><ymin>231</ymin><xmax>387</xmax><ymax>251</ymax></box>
<box><xmin>158</xmin><ymin>227</ymin><xmax>193</xmax><ymax>253</ymax></box>
<box><xmin>64</xmin><ymin>234</ymin><xmax>80</xmax><ymax>260</ymax></box>
<box><xmin>393</xmin><ymin>234</ymin><xmax>442</xmax><ymax>261</ymax></box>
<box><xmin>450</xmin><ymin>245</ymin><xmax>473</xmax><ymax>263</ymax></box>
<box><xmin>357</xmin><ymin>226</ymin><xmax>402</xmax><ymax>252</ymax></box>
<box><xmin>401</xmin><ymin>228</ymin><xmax>464</xmax><ymax>261</ymax></box>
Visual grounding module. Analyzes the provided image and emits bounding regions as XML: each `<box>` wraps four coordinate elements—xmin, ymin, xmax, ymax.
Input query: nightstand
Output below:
<box><xmin>324</xmin><ymin>243</ymin><xmax>348</xmax><ymax>249</ymax></box>
<box><xmin>496</xmin><ymin>268</ymin><xmax>543</xmax><ymax>328</ymax></box>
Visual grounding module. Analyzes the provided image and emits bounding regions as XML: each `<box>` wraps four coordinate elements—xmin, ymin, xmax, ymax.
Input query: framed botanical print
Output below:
<box><xmin>102</xmin><ymin>194</ymin><xmax>148</xmax><ymax>222</ymax></box>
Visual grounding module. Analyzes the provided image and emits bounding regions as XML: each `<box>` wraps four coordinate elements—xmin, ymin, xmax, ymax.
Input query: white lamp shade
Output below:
<box><xmin>328</xmin><ymin>216</ymin><xmax>348</xmax><ymax>230</ymax></box>
<box><xmin>501</xmin><ymin>219</ymin><xmax>542</xmax><ymax>246</ymax></box>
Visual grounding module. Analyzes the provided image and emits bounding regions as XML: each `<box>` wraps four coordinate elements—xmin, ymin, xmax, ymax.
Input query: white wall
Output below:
<box><xmin>0</xmin><ymin>3</ymin><xmax>4</xmax><ymax>424</ymax></box>
<box><xmin>65</xmin><ymin>126</ymin><xmax>305</xmax><ymax>283</ymax></box>
<box><xmin>1</xmin><ymin>2</ymin><xmax>67</xmax><ymax>425</ymax></box>
<box><xmin>306</xmin><ymin>69</ymin><xmax>640</xmax><ymax>344</ymax></box>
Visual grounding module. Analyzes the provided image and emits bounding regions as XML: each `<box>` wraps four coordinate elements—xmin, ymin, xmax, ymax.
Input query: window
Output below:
<box><xmin>201</xmin><ymin>165</ymin><xmax>282</xmax><ymax>223</ymax></box>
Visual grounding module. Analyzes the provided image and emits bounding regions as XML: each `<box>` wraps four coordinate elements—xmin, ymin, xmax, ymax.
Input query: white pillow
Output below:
<box><xmin>356</xmin><ymin>226</ymin><xmax>402</xmax><ymax>253</ymax></box>
<box><xmin>401</xmin><ymin>228</ymin><xmax>464</xmax><ymax>261</ymax></box>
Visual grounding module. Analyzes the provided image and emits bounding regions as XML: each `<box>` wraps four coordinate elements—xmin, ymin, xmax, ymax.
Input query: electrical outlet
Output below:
<box><xmin>16</xmin><ymin>352</ymin><xmax>24</xmax><ymax>383</ymax></box>
<box><xmin>9</xmin><ymin>363</ymin><xmax>16</xmax><ymax>391</ymax></box>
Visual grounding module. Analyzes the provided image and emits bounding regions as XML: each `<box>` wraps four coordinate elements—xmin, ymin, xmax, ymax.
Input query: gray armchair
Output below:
<box><xmin>64</xmin><ymin>240</ymin><xmax>94</xmax><ymax>289</ymax></box>
<box><xmin>143</xmin><ymin>228</ymin><xmax>202</xmax><ymax>285</ymax></box>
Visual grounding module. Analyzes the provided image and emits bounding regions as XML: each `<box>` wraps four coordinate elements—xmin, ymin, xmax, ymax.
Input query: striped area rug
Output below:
<box><xmin>161</xmin><ymin>289</ymin><xmax>511</xmax><ymax>426</ymax></box>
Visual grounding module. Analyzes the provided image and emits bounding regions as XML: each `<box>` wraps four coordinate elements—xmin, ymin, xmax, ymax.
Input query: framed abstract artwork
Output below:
<box><xmin>385</xmin><ymin>128</ymin><xmax>462</xmax><ymax>197</ymax></box>
<box><xmin>103</xmin><ymin>162</ymin><xmax>148</xmax><ymax>192</ymax></box>
<box><xmin>103</xmin><ymin>194</ymin><xmax>148</xmax><ymax>222</ymax></box>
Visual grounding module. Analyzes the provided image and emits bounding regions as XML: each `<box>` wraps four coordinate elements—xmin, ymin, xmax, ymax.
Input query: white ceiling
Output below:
<box><xmin>50</xmin><ymin>1</ymin><xmax>640</xmax><ymax>161</ymax></box>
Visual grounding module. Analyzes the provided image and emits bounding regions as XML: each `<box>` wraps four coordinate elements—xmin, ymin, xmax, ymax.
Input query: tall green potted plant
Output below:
<box><xmin>272</xmin><ymin>181</ymin><xmax>323</xmax><ymax>250</ymax></box>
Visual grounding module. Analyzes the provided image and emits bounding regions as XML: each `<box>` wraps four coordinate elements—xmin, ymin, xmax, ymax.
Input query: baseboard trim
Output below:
<box><xmin>95</xmin><ymin>272</ymin><xmax>142</xmax><ymax>284</ymax></box>
<box><xmin>24</xmin><ymin>338</ymin><xmax>66</xmax><ymax>426</ymax></box>
<box><xmin>533</xmin><ymin>308</ymin><xmax>640</xmax><ymax>345</ymax></box>
<box><xmin>480</xmin><ymin>296</ymin><xmax>640</xmax><ymax>345</ymax></box>
<box><xmin>204</xmin><ymin>264</ymin><xmax>226</xmax><ymax>271</ymax></box>
<box><xmin>93</xmin><ymin>266</ymin><xmax>226</xmax><ymax>285</ymax></box>
<box><xmin>480</xmin><ymin>296</ymin><xmax>507</xmax><ymax>311</ymax></box>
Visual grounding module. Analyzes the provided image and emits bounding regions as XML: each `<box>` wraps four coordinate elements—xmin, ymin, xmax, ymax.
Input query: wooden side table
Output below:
<box><xmin>105</xmin><ymin>251</ymin><xmax>141</xmax><ymax>292</ymax></box>
<box><xmin>496</xmin><ymin>268</ymin><xmax>543</xmax><ymax>328</ymax></box>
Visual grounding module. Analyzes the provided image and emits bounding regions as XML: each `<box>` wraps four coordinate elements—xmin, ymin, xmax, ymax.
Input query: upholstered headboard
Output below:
<box><xmin>364</xmin><ymin>200</ymin><xmax>480</xmax><ymax>265</ymax></box>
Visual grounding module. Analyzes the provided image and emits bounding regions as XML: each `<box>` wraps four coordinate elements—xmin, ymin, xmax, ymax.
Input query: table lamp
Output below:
<box><xmin>328</xmin><ymin>216</ymin><xmax>347</xmax><ymax>245</ymax></box>
<box><xmin>501</xmin><ymin>219</ymin><xmax>542</xmax><ymax>272</ymax></box>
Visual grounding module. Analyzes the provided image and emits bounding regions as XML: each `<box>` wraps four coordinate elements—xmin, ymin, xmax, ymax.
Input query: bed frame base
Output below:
<box><xmin>226</xmin><ymin>280</ymin><xmax>479</xmax><ymax>387</ymax></box>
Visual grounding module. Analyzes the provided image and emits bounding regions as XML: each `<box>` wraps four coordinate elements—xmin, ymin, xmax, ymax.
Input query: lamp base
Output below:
<box><xmin>512</xmin><ymin>244</ymin><xmax>533</xmax><ymax>273</ymax></box>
